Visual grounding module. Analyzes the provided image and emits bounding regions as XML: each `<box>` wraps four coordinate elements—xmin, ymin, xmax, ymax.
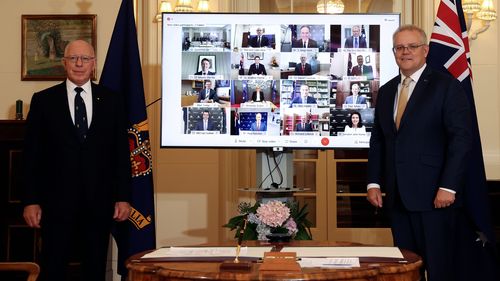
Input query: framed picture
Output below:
<box><xmin>21</xmin><ymin>14</ymin><xmax>97</xmax><ymax>81</ymax></box>
<box><xmin>197</xmin><ymin>55</ymin><xmax>216</xmax><ymax>74</ymax></box>
<box><xmin>247</xmin><ymin>52</ymin><xmax>264</xmax><ymax>60</ymax></box>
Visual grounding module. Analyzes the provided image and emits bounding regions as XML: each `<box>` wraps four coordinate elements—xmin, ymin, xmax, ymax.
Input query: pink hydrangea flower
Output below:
<box><xmin>256</xmin><ymin>200</ymin><xmax>290</xmax><ymax>228</ymax></box>
<box><xmin>284</xmin><ymin>218</ymin><xmax>298</xmax><ymax>235</ymax></box>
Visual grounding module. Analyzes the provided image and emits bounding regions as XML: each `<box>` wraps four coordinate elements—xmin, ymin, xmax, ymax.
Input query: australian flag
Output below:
<box><xmin>100</xmin><ymin>0</ymin><xmax>156</xmax><ymax>278</ymax></box>
<box><xmin>428</xmin><ymin>0</ymin><xmax>498</xmax><ymax>279</ymax></box>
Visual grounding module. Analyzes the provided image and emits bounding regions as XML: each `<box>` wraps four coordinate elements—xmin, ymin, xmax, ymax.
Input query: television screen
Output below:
<box><xmin>161</xmin><ymin>13</ymin><xmax>400</xmax><ymax>148</ymax></box>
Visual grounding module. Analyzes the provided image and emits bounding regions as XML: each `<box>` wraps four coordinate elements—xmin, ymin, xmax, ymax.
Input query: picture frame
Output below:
<box><xmin>247</xmin><ymin>52</ymin><xmax>264</xmax><ymax>60</ymax></box>
<box><xmin>21</xmin><ymin>14</ymin><xmax>97</xmax><ymax>81</ymax></box>
<box><xmin>197</xmin><ymin>55</ymin><xmax>216</xmax><ymax>73</ymax></box>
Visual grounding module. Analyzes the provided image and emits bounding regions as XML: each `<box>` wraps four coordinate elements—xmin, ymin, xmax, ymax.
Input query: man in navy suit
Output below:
<box><xmin>292</xmin><ymin>25</ymin><xmax>318</xmax><ymax>48</ymax></box>
<box><xmin>247</xmin><ymin>56</ymin><xmax>267</xmax><ymax>75</ymax></box>
<box><xmin>194</xmin><ymin>58</ymin><xmax>216</xmax><ymax>75</ymax></box>
<box><xmin>295</xmin><ymin>115</ymin><xmax>313</xmax><ymax>131</ymax></box>
<box><xmin>350</xmin><ymin>55</ymin><xmax>373</xmax><ymax>80</ymax></box>
<box><xmin>250</xmin><ymin>113</ymin><xmax>267</xmax><ymax>131</ymax></box>
<box><xmin>344</xmin><ymin>83</ymin><xmax>367</xmax><ymax>105</ymax></box>
<box><xmin>22</xmin><ymin>40</ymin><xmax>131</xmax><ymax>281</ymax></box>
<box><xmin>344</xmin><ymin>25</ymin><xmax>367</xmax><ymax>48</ymax></box>
<box><xmin>249</xmin><ymin>27</ymin><xmax>269</xmax><ymax>48</ymax></box>
<box><xmin>367</xmin><ymin>25</ymin><xmax>472</xmax><ymax>281</ymax></box>
<box><xmin>294</xmin><ymin>54</ymin><xmax>312</xmax><ymax>75</ymax></box>
<box><xmin>197</xmin><ymin>80</ymin><xmax>219</xmax><ymax>103</ymax></box>
<box><xmin>289</xmin><ymin>84</ymin><xmax>316</xmax><ymax>107</ymax></box>
<box><xmin>194</xmin><ymin>110</ymin><xmax>216</xmax><ymax>131</ymax></box>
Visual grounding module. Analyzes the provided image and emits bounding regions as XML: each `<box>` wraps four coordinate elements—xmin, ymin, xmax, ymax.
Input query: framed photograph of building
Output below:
<box><xmin>21</xmin><ymin>14</ymin><xmax>97</xmax><ymax>81</ymax></box>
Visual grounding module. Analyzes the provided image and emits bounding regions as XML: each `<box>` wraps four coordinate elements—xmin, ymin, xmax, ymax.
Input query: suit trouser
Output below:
<box><xmin>390</xmin><ymin>195</ymin><xmax>457</xmax><ymax>281</ymax></box>
<box><xmin>39</xmin><ymin>210</ymin><xmax>112</xmax><ymax>281</ymax></box>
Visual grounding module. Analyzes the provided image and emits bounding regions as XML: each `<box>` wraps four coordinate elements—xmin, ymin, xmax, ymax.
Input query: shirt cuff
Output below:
<box><xmin>367</xmin><ymin>183</ymin><xmax>380</xmax><ymax>190</ymax></box>
<box><xmin>439</xmin><ymin>187</ymin><xmax>456</xmax><ymax>194</ymax></box>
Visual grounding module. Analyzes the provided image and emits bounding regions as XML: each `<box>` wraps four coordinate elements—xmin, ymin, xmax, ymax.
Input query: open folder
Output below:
<box><xmin>281</xmin><ymin>246</ymin><xmax>406</xmax><ymax>263</ymax></box>
<box><xmin>140</xmin><ymin>246</ymin><xmax>273</xmax><ymax>262</ymax></box>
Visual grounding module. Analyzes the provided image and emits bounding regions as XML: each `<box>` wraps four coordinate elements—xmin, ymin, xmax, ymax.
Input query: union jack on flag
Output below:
<box><xmin>429</xmin><ymin>0</ymin><xmax>472</xmax><ymax>82</ymax></box>
<box><xmin>428</xmin><ymin>0</ymin><xmax>494</xmax><ymax>245</ymax></box>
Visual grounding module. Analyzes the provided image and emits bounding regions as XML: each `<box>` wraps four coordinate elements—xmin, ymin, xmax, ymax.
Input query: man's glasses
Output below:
<box><xmin>64</xmin><ymin>55</ymin><xmax>95</xmax><ymax>64</ymax></box>
<box><xmin>392</xmin><ymin>43</ymin><xmax>425</xmax><ymax>54</ymax></box>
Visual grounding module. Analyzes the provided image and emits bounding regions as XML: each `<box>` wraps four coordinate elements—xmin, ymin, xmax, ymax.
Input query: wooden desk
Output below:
<box><xmin>127</xmin><ymin>241</ymin><xmax>422</xmax><ymax>281</ymax></box>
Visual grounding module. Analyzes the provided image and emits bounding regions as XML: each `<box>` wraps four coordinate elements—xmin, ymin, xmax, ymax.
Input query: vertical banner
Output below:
<box><xmin>100</xmin><ymin>0</ymin><xmax>156</xmax><ymax>277</ymax></box>
<box><xmin>428</xmin><ymin>1</ymin><xmax>498</xmax><ymax>279</ymax></box>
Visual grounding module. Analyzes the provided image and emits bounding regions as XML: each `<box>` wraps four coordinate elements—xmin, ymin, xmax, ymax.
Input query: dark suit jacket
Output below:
<box><xmin>198</xmin><ymin>89</ymin><xmax>219</xmax><ymax>102</ymax></box>
<box><xmin>351</xmin><ymin>64</ymin><xmax>373</xmax><ymax>80</ymax></box>
<box><xmin>295</xmin><ymin>122</ymin><xmax>313</xmax><ymax>131</ymax></box>
<box><xmin>292</xmin><ymin>39</ymin><xmax>318</xmax><ymax>48</ymax></box>
<box><xmin>248</xmin><ymin>63</ymin><xmax>267</xmax><ymax>75</ymax></box>
<box><xmin>23</xmin><ymin>81</ymin><xmax>131</xmax><ymax>217</ymax></box>
<box><xmin>249</xmin><ymin>35</ymin><xmax>269</xmax><ymax>47</ymax></box>
<box><xmin>251</xmin><ymin>91</ymin><xmax>265</xmax><ymax>102</ymax></box>
<box><xmin>367</xmin><ymin>66</ymin><xmax>472</xmax><ymax>211</ymax></box>
<box><xmin>344</xmin><ymin>36</ymin><xmax>367</xmax><ymax>48</ymax></box>
<box><xmin>294</xmin><ymin>63</ymin><xmax>312</xmax><ymax>75</ymax></box>
<box><xmin>289</xmin><ymin>96</ymin><xmax>317</xmax><ymax>107</ymax></box>
<box><xmin>194</xmin><ymin>71</ymin><xmax>216</xmax><ymax>75</ymax></box>
<box><xmin>194</xmin><ymin>120</ymin><xmax>216</xmax><ymax>131</ymax></box>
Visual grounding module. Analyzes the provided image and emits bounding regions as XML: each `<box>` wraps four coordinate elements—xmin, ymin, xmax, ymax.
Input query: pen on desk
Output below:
<box><xmin>234</xmin><ymin>215</ymin><xmax>248</xmax><ymax>263</ymax></box>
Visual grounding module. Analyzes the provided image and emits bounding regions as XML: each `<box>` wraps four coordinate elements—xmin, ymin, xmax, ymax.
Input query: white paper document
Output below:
<box><xmin>282</xmin><ymin>247</ymin><xmax>404</xmax><ymax>259</ymax></box>
<box><xmin>299</xmin><ymin>257</ymin><xmax>360</xmax><ymax>268</ymax></box>
<box><xmin>141</xmin><ymin>246</ymin><xmax>273</xmax><ymax>259</ymax></box>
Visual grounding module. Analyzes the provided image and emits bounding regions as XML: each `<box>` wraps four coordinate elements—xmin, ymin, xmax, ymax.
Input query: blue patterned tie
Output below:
<box><xmin>74</xmin><ymin>87</ymin><xmax>88</xmax><ymax>142</ymax></box>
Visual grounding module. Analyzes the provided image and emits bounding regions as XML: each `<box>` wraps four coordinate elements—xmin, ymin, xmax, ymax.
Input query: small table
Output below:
<box><xmin>127</xmin><ymin>241</ymin><xmax>422</xmax><ymax>281</ymax></box>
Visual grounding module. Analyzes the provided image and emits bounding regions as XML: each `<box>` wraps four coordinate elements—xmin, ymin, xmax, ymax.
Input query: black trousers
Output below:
<box><xmin>390</xmin><ymin>193</ymin><xmax>457</xmax><ymax>281</ymax></box>
<box><xmin>38</xmin><ymin>210</ymin><xmax>112</xmax><ymax>281</ymax></box>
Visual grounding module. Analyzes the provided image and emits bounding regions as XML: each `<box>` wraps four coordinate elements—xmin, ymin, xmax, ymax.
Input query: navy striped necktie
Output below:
<box><xmin>74</xmin><ymin>87</ymin><xmax>88</xmax><ymax>142</ymax></box>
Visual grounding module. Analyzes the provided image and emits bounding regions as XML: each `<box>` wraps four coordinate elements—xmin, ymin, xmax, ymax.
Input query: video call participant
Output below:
<box><xmin>292</xmin><ymin>25</ymin><xmax>318</xmax><ymax>48</ymax></box>
<box><xmin>251</xmin><ymin>85</ymin><xmax>265</xmax><ymax>102</ymax></box>
<box><xmin>183</xmin><ymin>37</ymin><xmax>191</xmax><ymax>51</ymax></box>
<box><xmin>289</xmin><ymin>84</ymin><xmax>317</xmax><ymax>107</ymax></box>
<box><xmin>238</xmin><ymin>53</ymin><xmax>245</xmax><ymax>75</ymax></box>
<box><xmin>22</xmin><ymin>40</ymin><xmax>131</xmax><ymax>281</ymax></box>
<box><xmin>194</xmin><ymin>110</ymin><xmax>216</xmax><ymax>131</ymax></box>
<box><xmin>344</xmin><ymin>83</ymin><xmax>366</xmax><ymax>105</ymax></box>
<box><xmin>247</xmin><ymin>56</ymin><xmax>267</xmax><ymax>75</ymax></box>
<box><xmin>295</xmin><ymin>115</ymin><xmax>313</xmax><ymax>131</ymax></box>
<box><xmin>350</xmin><ymin>55</ymin><xmax>374</xmax><ymax>80</ymax></box>
<box><xmin>344</xmin><ymin>25</ymin><xmax>367</xmax><ymax>48</ymax></box>
<box><xmin>344</xmin><ymin>111</ymin><xmax>366</xmax><ymax>133</ymax></box>
<box><xmin>250</xmin><ymin>113</ymin><xmax>267</xmax><ymax>131</ymax></box>
<box><xmin>367</xmin><ymin>25</ymin><xmax>475</xmax><ymax>281</ymax></box>
<box><xmin>194</xmin><ymin>58</ymin><xmax>215</xmax><ymax>75</ymax></box>
<box><xmin>249</xmin><ymin>27</ymin><xmax>269</xmax><ymax>48</ymax></box>
<box><xmin>197</xmin><ymin>80</ymin><xmax>219</xmax><ymax>103</ymax></box>
<box><xmin>294</xmin><ymin>54</ymin><xmax>312</xmax><ymax>75</ymax></box>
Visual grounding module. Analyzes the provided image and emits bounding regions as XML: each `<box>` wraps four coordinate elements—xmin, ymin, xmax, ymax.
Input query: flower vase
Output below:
<box><xmin>265</xmin><ymin>232</ymin><xmax>292</xmax><ymax>243</ymax></box>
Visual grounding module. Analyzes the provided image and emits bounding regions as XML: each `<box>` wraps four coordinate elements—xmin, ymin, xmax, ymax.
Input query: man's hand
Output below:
<box><xmin>23</xmin><ymin>204</ymin><xmax>42</xmax><ymax>228</ymax></box>
<box><xmin>114</xmin><ymin>202</ymin><xmax>131</xmax><ymax>222</ymax></box>
<box><xmin>434</xmin><ymin>189</ymin><xmax>455</xmax><ymax>208</ymax></box>
<box><xmin>367</xmin><ymin>188</ymin><xmax>383</xmax><ymax>208</ymax></box>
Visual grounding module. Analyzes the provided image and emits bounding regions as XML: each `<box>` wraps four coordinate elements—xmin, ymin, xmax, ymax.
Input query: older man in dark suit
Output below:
<box><xmin>367</xmin><ymin>25</ymin><xmax>473</xmax><ymax>281</ymax></box>
<box><xmin>23</xmin><ymin>40</ymin><xmax>131</xmax><ymax>281</ymax></box>
<box><xmin>249</xmin><ymin>27</ymin><xmax>269</xmax><ymax>48</ymax></box>
<box><xmin>292</xmin><ymin>25</ymin><xmax>318</xmax><ymax>48</ymax></box>
<box><xmin>294</xmin><ymin>54</ymin><xmax>312</xmax><ymax>75</ymax></box>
